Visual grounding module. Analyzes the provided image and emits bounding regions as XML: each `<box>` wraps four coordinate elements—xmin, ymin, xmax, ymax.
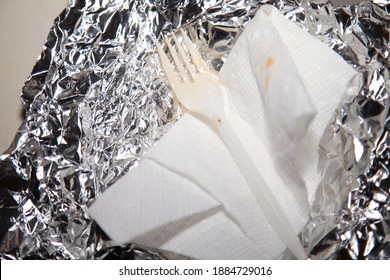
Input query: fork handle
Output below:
<box><xmin>213</xmin><ymin>114</ymin><xmax>307</xmax><ymax>260</ymax></box>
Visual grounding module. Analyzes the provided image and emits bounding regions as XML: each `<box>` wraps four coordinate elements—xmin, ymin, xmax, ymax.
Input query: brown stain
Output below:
<box><xmin>264</xmin><ymin>56</ymin><xmax>275</xmax><ymax>92</ymax></box>
<box><xmin>213</xmin><ymin>117</ymin><xmax>222</xmax><ymax>126</ymax></box>
<box><xmin>265</xmin><ymin>56</ymin><xmax>274</xmax><ymax>70</ymax></box>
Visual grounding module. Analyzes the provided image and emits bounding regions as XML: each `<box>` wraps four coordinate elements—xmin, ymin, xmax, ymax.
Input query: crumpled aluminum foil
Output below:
<box><xmin>301</xmin><ymin>0</ymin><xmax>390</xmax><ymax>259</ymax></box>
<box><xmin>0</xmin><ymin>0</ymin><xmax>388</xmax><ymax>259</ymax></box>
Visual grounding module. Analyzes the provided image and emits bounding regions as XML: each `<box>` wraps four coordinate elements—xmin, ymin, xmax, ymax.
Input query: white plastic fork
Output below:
<box><xmin>155</xmin><ymin>30</ymin><xmax>307</xmax><ymax>260</ymax></box>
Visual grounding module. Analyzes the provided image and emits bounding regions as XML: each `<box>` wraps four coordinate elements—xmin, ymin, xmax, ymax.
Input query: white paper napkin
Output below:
<box><xmin>88</xmin><ymin>5</ymin><xmax>356</xmax><ymax>259</ymax></box>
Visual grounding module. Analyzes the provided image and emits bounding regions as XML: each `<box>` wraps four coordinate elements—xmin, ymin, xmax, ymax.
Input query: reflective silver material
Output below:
<box><xmin>300</xmin><ymin>0</ymin><xmax>390</xmax><ymax>259</ymax></box>
<box><xmin>0</xmin><ymin>0</ymin><xmax>388</xmax><ymax>259</ymax></box>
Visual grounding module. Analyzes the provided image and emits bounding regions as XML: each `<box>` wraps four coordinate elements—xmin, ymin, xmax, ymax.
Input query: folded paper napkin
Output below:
<box><xmin>88</xmin><ymin>5</ymin><xmax>356</xmax><ymax>259</ymax></box>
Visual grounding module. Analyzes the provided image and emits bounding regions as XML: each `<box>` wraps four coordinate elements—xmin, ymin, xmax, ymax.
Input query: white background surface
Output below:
<box><xmin>1</xmin><ymin>259</ymin><xmax>388</xmax><ymax>279</ymax></box>
<box><xmin>0</xmin><ymin>0</ymin><xmax>68</xmax><ymax>153</ymax></box>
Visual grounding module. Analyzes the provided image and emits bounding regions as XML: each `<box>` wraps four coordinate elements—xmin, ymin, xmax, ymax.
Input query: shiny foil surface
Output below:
<box><xmin>0</xmin><ymin>0</ymin><xmax>389</xmax><ymax>259</ymax></box>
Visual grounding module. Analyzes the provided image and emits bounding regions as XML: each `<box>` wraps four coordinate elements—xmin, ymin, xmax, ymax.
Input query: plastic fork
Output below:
<box><xmin>155</xmin><ymin>30</ymin><xmax>307</xmax><ymax>260</ymax></box>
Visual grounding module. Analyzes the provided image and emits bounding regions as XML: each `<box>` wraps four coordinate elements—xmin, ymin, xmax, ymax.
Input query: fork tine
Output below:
<box><xmin>155</xmin><ymin>40</ymin><xmax>180</xmax><ymax>90</ymax></box>
<box><xmin>180</xmin><ymin>29</ymin><xmax>208</xmax><ymax>72</ymax></box>
<box><xmin>172</xmin><ymin>34</ymin><xmax>196</xmax><ymax>79</ymax></box>
<box><xmin>164</xmin><ymin>36</ymin><xmax>188</xmax><ymax>82</ymax></box>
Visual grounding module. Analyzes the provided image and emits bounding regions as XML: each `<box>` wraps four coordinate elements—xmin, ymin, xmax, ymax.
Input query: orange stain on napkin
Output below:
<box><xmin>264</xmin><ymin>56</ymin><xmax>274</xmax><ymax>91</ymax></box>
<box><xmin>266</xmin><ymin>56</ymin><xmax>274</xmax><ymax>69</ymax></box>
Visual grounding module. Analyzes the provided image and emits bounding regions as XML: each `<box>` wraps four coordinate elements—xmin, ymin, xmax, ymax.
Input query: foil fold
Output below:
<box><xmin>0</xmin><ymin>0</ymin><xmax>389</xmax><ymax>259</ymax></box>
